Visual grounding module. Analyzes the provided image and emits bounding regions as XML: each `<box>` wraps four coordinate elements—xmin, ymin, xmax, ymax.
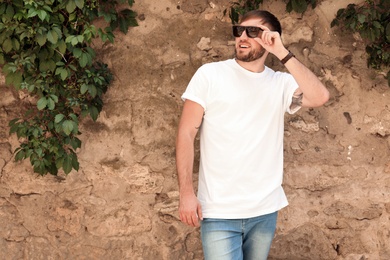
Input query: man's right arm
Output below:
<box><xmin>176</xmin><ymin>99</ymin><xmax>204</xmax><ymax>227</ymax></box>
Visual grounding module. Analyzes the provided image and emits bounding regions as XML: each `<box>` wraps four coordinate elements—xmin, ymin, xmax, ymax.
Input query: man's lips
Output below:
<box><xmin>238</xmin><ymin>41</ymin><xmax>251</xmax><ymax>49</ymax></box>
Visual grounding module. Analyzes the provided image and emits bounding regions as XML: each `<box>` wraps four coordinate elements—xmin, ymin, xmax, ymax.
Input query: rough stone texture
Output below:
<box><xmin>270</xmin><ymin>223</ymin><xmax>337</xmax><ymax>260</ymax></box>
<box><xmin>1</xmin><ymin>0</ymin><xmax>389</xmax><ymax>259</ymax></box>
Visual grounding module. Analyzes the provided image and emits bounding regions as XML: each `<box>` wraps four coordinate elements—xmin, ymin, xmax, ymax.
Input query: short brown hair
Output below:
<box><xmin>240</xmin><ymin>10</ymin><xmax>282</xmax><ymax>35</ymax></box>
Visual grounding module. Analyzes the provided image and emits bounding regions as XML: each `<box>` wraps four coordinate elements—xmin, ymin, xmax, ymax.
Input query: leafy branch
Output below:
<box><xmin>331</xmin><ymin>0</ymin><xmax>389</xmax><ymax>86</ymax></box>
<box><xmin>285</xmin><ymin>0</ymin><xmax>316</xmax><ymax>14</ymax></box>
<box><xmin>227</xmin><ymin>0</ymin><xmax>264</xmax><ymax>24</ymax></box>
<box><xmin>227</xmin><ymin>0</ymin><xmax>317</xmax><ymax>24</ymax></box>
<box><xmin>0</xmin><ymin>0</ymin><xmax>138</xmax><ymax>175</ymax></box>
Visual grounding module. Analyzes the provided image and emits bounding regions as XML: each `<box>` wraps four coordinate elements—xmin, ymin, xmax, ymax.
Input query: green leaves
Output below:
<box><xmin>286</xmin><ymin>0</ymin><xmax>316</xmax><ymax>13</ymax></box>
<box><xmin>55</xmin><ymin>66</ymin><xmax>69</xmax><ymax>80</ymax></box>
<box><xmin>1</xmin><ymin>37</ymin><xmax>20</xmax><ymax>53</ymax></box>
<box><xmin>26</xmin><ymin>2</ymin><xmax>53</xmax><ymax>21</ymax></box>
<box><xmin>116</xmin><ymin>9</ymin><xmax>139</xmax><ymax>33</ymax></box>
<box><xmin>36</xmin><ymin>33</ymin><xmax>47</xmax><ymax>46</ymax></box>
<box><xmin>65</xmin><ymin>35</ymin><xmax>84</xmax><ymax>46</ymax></box>
<box><xmin>228</xmin><ymin>0</ymin><xmax>317</xmax><ymax>24</ymax></box>
<box><xmin>331</xmin><ymin>0</ymin><xmax>389</xmax><ymax>79</ymax></box>
<box><xmin>53</xmin><ymin>113</ymin><xmax>79</xmax><ymax>136</ymax></box>
<box><xmin>2</xmin><ymin>4</ymin><xmax>15</xmax><ymax>21</ymax></box>
<box><xmin>63</xmin><ymin>153</ymin><xmax>77</xmax><ymax>174</ymax></box>
<box><xmin>62</xmin><ymin>120</ymin><xmax>75</xmax><ymax>135</ymax></box>
<box><xmin>37</xmin><ymin>95</ymin><xmax>58</xmax><ymax>110</ymax></box>
<box><xmin>2</xmin><ymin>38</ymin><xmax>12</xmax><ymax>53</ymax></box>
<box><xmin>66</xmin><ymin>0</ymin><xmax>85</xmax><ymax>13</ymax></box>
<box><xmin>47</xmin><ymin>27</ymin><xmax>62</xmax><ymax>44</ymax></box>
<box><xmin>228</xmin><ymin>0</ymin><xmax>264</xmax><ymax>24</ymax></box>
<box><xmin>39</xmin><ymin>58</ymin><xmax>56</xmax><ymax>72</ymax></box>
<box><xmin>79</xmin><ymin>51</ymin><xmax>91</xmax><ymax>67</ymax></box>
<box><xmin>55</xmin><ymin>113</ymin><xmax>65</xmax><ymax>123</ymax></box>
<box><xmin>3</xmin><ymin>63</ymin><xmax>23</xmax><ymax>88</ymax></box>
<box><xmin>75</xmin><ymin>0</ymin><xmax>85</xmax><ymax>9</ymax></box>
<box><xmin>1</xmin><ymin>0</ymin><xmax>138</xmax><ymax>175</ymax></box>
<box><xmin>72</xmin><ymin>46</ymin><xmax>94</xmax><ymax>67</ymax></box>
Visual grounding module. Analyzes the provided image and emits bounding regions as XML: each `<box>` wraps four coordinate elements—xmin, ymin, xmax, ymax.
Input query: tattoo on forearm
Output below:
<box><xmin>292</xmin><ymin>92</ymin><xmax>303</xmax><ymax>106</ymax></box>
<box><xmin>290</xmin><ymin>90</ymin><xmax>303</xmax><ymax>110</ymax></box>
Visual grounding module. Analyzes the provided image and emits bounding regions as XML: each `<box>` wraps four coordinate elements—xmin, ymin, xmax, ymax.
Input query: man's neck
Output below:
<box><xmin>235</xmin><ymin>53</ymin><xmax>268</xmax><ymax>73</ymax></box>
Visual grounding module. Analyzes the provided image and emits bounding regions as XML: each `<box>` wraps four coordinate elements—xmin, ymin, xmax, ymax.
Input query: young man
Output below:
<box><xmin>176</xmin><ymin>10</ymin><xmax>329</xmax><ymax>259</ymax></box>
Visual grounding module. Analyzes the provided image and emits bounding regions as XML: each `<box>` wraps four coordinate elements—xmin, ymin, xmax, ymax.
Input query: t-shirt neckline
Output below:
<box><xmin>229</xmin><ymin>59</ymin><xmax>269</xmax><ymax>78</ymax></box>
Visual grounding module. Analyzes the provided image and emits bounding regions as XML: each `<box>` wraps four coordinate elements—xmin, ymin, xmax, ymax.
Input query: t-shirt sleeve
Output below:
<box><xmin>282</xmin><ymin>73</ymin><xmax>300</xmax><ymax>114</ymax></box>
<box><xmin>181</xmin><ymin>66</ymin><xmax>209</xmax><ymax>111</ymax></box>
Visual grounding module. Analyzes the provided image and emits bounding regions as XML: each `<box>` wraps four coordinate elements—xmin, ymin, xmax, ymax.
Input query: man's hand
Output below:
<box><xmin>255</xmin><ymin>25</ymin><xmax>289</xmax><ymax>60</ymax></box>
<box><xmin>179</xmin><ymin>192</ymin><xmax>203</xmax><ymax>227</ymax></box>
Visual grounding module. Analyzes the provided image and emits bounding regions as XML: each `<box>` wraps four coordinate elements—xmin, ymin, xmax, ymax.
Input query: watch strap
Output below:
<box><xmin>280</xmin><ymin>51</ymin><xmax>295</xmax><ymax>65</ymax></box>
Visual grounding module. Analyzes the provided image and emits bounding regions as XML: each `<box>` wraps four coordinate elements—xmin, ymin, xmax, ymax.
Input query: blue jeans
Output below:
<box><xmin>200</xmin><ymin>212</ymin><xmax>278</xmax><ymax>260</ymax></box>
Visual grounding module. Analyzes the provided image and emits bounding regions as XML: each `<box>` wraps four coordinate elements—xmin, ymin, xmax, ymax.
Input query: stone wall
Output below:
<box><xmin>1</xmin><ymin>0</ymin><xmax>389</xmax><ymax>259</ymax></box>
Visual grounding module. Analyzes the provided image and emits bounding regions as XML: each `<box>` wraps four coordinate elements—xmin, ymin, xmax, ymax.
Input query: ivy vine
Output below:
<box><xmin>285</xmin><ymin>0</ymin><xmax>316</xmax><ymax>14</ymax></box>
<box><xmin>331</xmin><ymin>0</ymin><xmax>389</xmax><ymax>86</ymax></box>
<box><xmin>0</xmin><ymin>0</ymin><xmax>138</xmax><ymax>175</ymax></box>
<box><xmin>227</xmin><ymin>0</ymin><xmax>264</xmax><ymax>24</ymax></box>
<box><xmin>227</xmin><ymin>0</ymin><xmax>317</xmax><ymax>24</ymax></box>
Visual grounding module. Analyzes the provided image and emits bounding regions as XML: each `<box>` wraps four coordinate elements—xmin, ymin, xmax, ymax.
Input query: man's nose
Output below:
<box><xmin>240</xmin><ymin>30</ymin><xmax>249</xmax><ymax>39</ymax></box>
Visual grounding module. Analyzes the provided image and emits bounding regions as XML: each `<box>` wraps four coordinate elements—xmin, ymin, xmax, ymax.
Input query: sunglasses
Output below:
<box><xmin>232</xmin><ymin>26</ymin><xmax>263</xmax><ymax>38</ymax></box>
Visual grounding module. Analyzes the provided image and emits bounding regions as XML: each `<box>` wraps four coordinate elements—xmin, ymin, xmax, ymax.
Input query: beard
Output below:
<box><xmin>235</xmin><ymin>46</ymin><xmax>266</xmax><ymax>62</ymax></box>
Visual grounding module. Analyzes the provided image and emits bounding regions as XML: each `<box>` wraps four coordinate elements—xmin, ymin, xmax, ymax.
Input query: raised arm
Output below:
<box><xmin>275</xmin><ymin>48</ymin><xmax>329</xmax><ymax>108</ymax></box>
<box><xmin>176</xmin><ymin>99</ymin><xmax>204</xmax><ymax>227</ymax></box>
<box><xmin>257</xmin><ymin>25</ymin><xmax>330</xmax><ymax>108</ymax></box>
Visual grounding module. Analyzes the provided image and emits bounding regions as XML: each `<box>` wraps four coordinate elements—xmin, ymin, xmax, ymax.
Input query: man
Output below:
<box><xmin>176</xmin><ymin>10</ymin><xmax>329</xmax><ymax>259</ymax></box>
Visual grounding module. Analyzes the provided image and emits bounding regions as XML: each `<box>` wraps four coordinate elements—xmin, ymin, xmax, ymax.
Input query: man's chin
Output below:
<box><xmin>235</xmin><ymin>49</ymin><xmax>266</xmax><ymax>62</ymax></box>
<box><xmin>236</xmin><ymin>54</ymin><xmax>262</xmax><ymax>62</ymax></box>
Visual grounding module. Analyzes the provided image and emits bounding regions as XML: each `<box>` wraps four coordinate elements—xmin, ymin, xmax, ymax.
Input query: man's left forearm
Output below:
<box><xmin>282</xmin><ymin>51</ymin><xmax>329</xmax><ymax>107</ymax></box>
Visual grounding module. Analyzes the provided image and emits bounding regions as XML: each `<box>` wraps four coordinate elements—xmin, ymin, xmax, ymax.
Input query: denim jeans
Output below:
<box><xmin>200</xmin><ymin>211</ymin><xmax>278</xmax><ymax>260</ymax></box>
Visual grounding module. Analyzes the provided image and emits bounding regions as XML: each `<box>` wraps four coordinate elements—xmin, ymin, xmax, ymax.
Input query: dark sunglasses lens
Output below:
<box><xmin>233</xmin><ymin>26</ymin><xmax>262</xmax><ymax>38</ymax></box>
<box><xmin>246</xmin><ymin>27</ymin><xmax>262</xmax><ymax>38</ymax></box>
<box><xmin>233</xmin><ymin>26</ymin><xmax>245</xmax><ymax>37</ymax></box>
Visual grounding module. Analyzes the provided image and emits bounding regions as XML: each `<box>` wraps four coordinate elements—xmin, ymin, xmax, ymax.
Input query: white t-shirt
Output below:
<box><xmin>182</xmin><ymin>59</ymin><xmax>299</xmax><ymax>219</ymax></box>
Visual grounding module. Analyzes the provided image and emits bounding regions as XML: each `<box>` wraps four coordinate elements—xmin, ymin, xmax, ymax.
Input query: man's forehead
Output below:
<box><xmin>240</xmin><ymin>18</ymin><xmax>264</xmax><ymax>26</ymax></box>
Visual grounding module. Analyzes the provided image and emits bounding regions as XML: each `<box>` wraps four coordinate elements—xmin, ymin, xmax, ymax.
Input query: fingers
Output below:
<box><xmin>255</xmin><ymin>24</ymin><xmax>280</xmax><ymax>46</ymax></box>
<box><xmin>179</xmin><ymin>211</ymin><xmax>201</xmax><ymax>227</ymax></box>
<box><xmin>260</xmin><ymin>30</ymin><xmax>278</xmax><ymax>46</ymax></box>
<box><xmin>179</xmin><ymin>203</ymin><xmax>203</xmax><ymax>227</ymax></box>
<box><xmin>178</xmin><ymin>194</ymin><xmax>203</xmax><ymax>227</ymax></box>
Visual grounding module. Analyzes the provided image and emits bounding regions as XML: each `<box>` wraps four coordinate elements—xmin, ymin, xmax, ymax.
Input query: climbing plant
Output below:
<box><xmin>331</xmin><ymin>0</ymin><xmax>389</xmax><ymax>86</ymax></box>
<box><xmin>227</xmin><ymin>0</ymin><xmax>317</xmax><ymax>24</ymax></box>
<box><xmin>285</xmin><ymin>0</ymin><xmax>316</xmax><ymax>14</ymax></box>
<box><xmin>227</xmin><ymin>0</ymin><xmax>264</xmax><ymax>24</ymax></box>
<box><xmin>0</xmin><ymin>0</ymin><xmax>138</xmax><ymax>175</ymax></box>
